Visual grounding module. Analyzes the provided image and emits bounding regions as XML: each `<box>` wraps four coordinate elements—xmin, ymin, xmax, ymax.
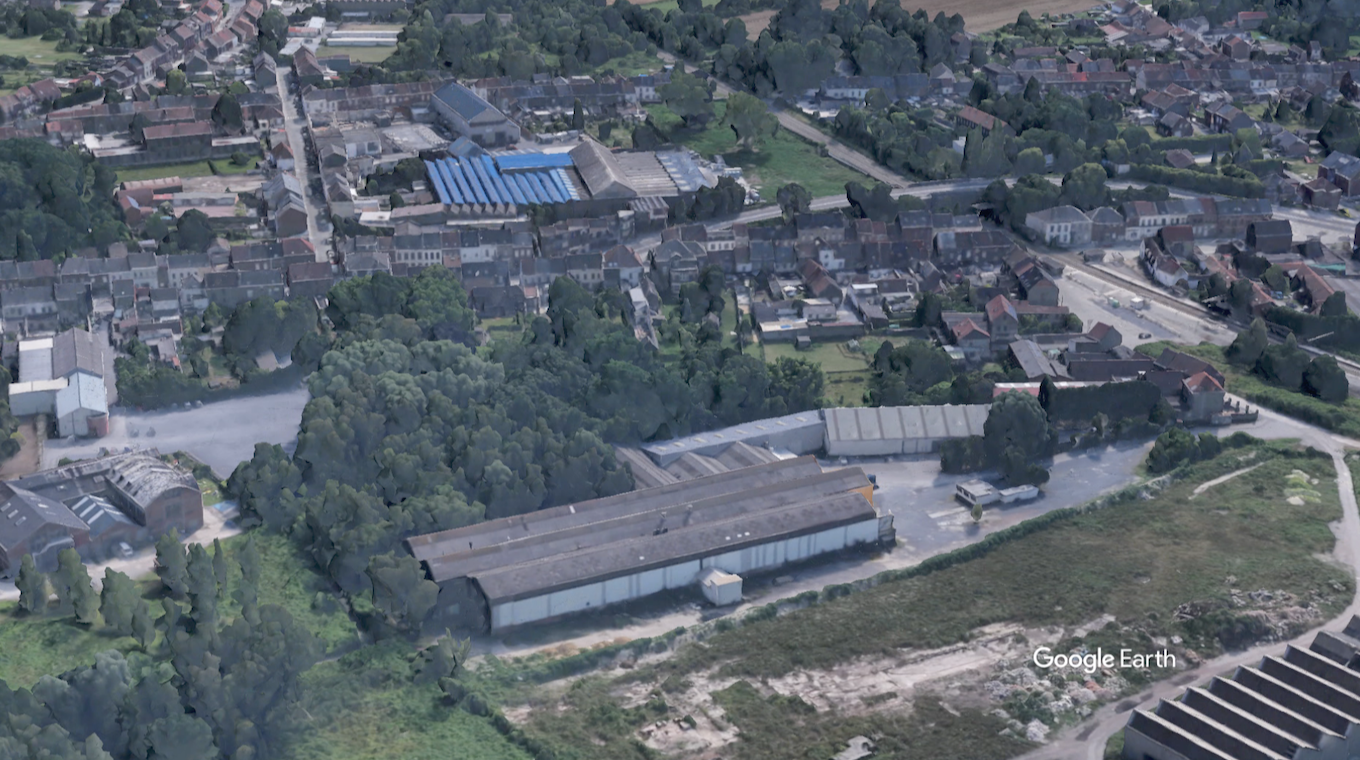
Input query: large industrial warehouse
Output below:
<box><xmin>1122</xmin><ymin>615</ymin><xmax>1360</xmax><ymax>760</ymax></box>
<box><xmin>823</xmin><ymin>404</ymin><xmax>991</xmax><ymax>456</ymax></box>
<box><xmin>405</xmin><ymin>457</ymin><xmax>894</xmax><ymax>631</ymax></box>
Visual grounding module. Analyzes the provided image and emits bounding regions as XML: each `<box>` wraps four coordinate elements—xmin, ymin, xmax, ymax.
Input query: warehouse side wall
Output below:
<box><xmin>487</xmin><ymin>518</ymin><xmax>881</xmax><ymax>630</ymax></box>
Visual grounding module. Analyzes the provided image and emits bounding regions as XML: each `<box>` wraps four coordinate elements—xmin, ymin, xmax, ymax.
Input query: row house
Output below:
<box><xmin>287</xmin><ymin>263</ymin><xmax>335</xmax><ymax>300</ymax></box>
<box><xmin>537</xmin><ymin>215</ymin><xmax>625</xmax><ymax>257</ymax></box>
<box><xmin>0</xmin><ymin>79</ymin><xmax>61</xmax><ymax>123</ymax></box>
<box><xmin>201</xmin><ymin>269</ymin><xmax>284</xmax><ymax>308</ymax></box>
<box><xmin>1203</xmin><ymin>102</ymin><xmax>1254</xmax><ymax>133</ymax></box>
<box><xmin>301</xmin><ymin>80</ymin><xmax>447</xmax><ymax>119</ymax></box>
<box><xmin>1319</xmin><ymin>151</ymin><xmax>1360</xmax><ymax>196</ymax></box>
<box><xmin>954</xmin><ymin>105</ymin><xmax>1012</xmax><ymax>137</ymax></box>
<box><xmin>932</xmin><ymin>229</ymin><xmax>1021</xmax><ymax>269</ymax></box>
<box><xmin>1018</xmin><ymin>69</ymin><xmax>1132</xmax><ymax>97</ymax></box>
<box><xmin>473</xmin><ymin>76</ymin><xmax>641</xmax><ymax>120</ymax></box>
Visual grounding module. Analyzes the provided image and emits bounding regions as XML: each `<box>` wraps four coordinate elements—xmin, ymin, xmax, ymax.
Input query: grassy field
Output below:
<box><xmin>589</xmin><ymin>48</ymin><xmax>665</xmax><ymax>77</ymax></box>
<box><xmin>294</xmin><ymin>642</ymin><xmax>532</xmax><ymax>760</ymax></box>
<box><xmin>0</xmin><ymin>600</ymin><xmax>139</xmax><ymax>686</ymax></box>
<box><xmin>220</xmin><ymin>532</ymin><xmax>358</xmax><ymax>654</ymax></box>
<box><xmin>653</xmin><ymin>443</ymin><xmax>1349</xmax><ymax>681</ymax></box>
<box><xmin>762</xmin><ymin>340</ymin><xmax>871</xmax><ymax>373</ymax></box>
<box><xmin>647</xmin><ymin>102</ymin><xmax>869</xmax><ymax>197</ymax></box>
<box><xmin>1136</xmin><ymin>341</ymin><xmax>1360</xmax><ymax>439</ymax></box>
<box><xmin>0</xmin><ymin>36</ymin><xmax>83</xmax><ymax>96</ymax></box>
<box><xmin>316</xmin><ymin>44</ymin><xmax>394</xmax><ymax>64</ymax></box>
<box><xmin>115</xmin><ymin>159</ymin><xmax>257</xmax><ymax>184</ymax></box>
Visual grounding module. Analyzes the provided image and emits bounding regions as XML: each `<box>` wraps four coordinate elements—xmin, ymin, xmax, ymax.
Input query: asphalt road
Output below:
<box><xmin>276</xmin><ymin>66</ymin><xmax>331</xmax><ymax>264</ymax></box>
<box><xmin>42</xmin><ymin>386</ymin><xmax>310</xmax><ymax>478</ymax></box>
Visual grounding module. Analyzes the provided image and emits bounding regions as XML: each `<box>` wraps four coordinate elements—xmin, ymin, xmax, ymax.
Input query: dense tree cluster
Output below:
<box><xmin>0</xmin><ymin>3</ymin><xmax>77</xmax><ymax>41</ymax></box>
<box><xmin>868</xmin><ymin>339</ymin><xmax>995</xmax><ymax>407</ymax></box>
<box><xmin>80</xmin><ymin>0</ymin><xmax>167</xmax><ymax>50</ymax></box>
<box><xmin>0</xmin><ymin>140</ymin><xmax>127</xmax><ymax>258</ymax></box>
<box><xmin>227</xmin><ymin>271</ymin><xmax>825</xmax><ymax>628</ymax></box>
<box><xmin>8</xmin><ymin>539</ymin><xmax>319</xmax><ymax>760</ymax></box>
<box><xmin>1146</xmin><ymin>427</ymin><xmax>1224</xmax><ymax>473</ymax></box>
<box><xmin>1227</xmin><ymin>319</ymin><xmax>1349</xmax><ymax>403</ymax></box>
<box><xmin>939</xmin><ymin>391</ymin><xmax>1054</xmax><ymax>485</ymax></box>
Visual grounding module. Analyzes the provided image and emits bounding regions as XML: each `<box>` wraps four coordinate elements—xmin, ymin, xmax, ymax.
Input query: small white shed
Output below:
<box><xmin>698</xmin><ymin>568</ymin><xmax>742</xmax><ymax>606</ymax></box>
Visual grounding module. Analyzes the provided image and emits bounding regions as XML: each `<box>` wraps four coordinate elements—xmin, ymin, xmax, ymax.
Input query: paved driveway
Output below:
<box><xmin>43</xmin><ymin>386</ymin><xmax>310</xmax><ymax>478</ymax></box>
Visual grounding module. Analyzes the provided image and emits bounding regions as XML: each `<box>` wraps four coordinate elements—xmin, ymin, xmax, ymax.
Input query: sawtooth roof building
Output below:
<box><xmin>0</xmin><ymin>450</ymin><xmax>202</xmax><ymax>572</ymax></box>
<box><xmin>406</xmin><ymin>456</ymin><xmax>894</xmax><ymax>631</ymax></box>
<box><xmin>1122</xmin><ymin>615</ymin><xmax>1360</xmax><ymax>760</ymax></box>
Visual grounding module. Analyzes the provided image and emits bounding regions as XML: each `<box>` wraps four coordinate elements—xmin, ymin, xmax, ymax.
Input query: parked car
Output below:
<box><xmin>1138</xmin><ymin>332</ymin><xmax>1152</xmax><ymax>339</ymax></box>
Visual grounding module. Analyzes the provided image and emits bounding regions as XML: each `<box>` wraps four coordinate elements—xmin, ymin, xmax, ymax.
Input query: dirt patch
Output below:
<box><xmin>0</xmin><ymin>419</ymin><xmax>43</xmax><ymax>480</ymax></box>
<box><xmin>821</xmin><ymin>0</ymin><xmax>1100</xmax><ymax>32</ymax></box>
<box><xmin>738</xmin><ymin>9</ymin><xmax>776</xmax><ymax>38</ymax></box>
<box><xmin>1191</xmin><ymin>462</ymin><xmax>1264</xmax><ymax>498</ymax></box>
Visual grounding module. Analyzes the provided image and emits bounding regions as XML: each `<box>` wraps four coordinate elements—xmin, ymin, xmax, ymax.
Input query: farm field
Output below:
<box><xmin>822</xmin><ymin>0</ymin><xmax>1101</xmax><ymax>31</ymax></box>
<box><xmin>0</xmin><ymin>36</ymin><xmax>82</xmax><ymax>96</ymax></box>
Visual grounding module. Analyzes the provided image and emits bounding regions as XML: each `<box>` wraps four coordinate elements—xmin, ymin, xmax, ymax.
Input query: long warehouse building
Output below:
<box><xmin>1122</xmin><ymin>615</ymin><xmax>1360</xmax><ymax>760</ymax></box>
<box><xmin>405</xmin><ymin>456</ymin><xmax>895</xmax><ymax>631</ymax></box>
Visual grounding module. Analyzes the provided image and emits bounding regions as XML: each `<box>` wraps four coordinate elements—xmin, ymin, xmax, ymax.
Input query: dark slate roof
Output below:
<box><xmin>433</xmin><ymin>81</ymin><xmax>497</xmax><ymax>121</ymax></box>
<box><xmin>0</xmin><ymin>482</ymin><xmax>88</xmax><ymax>551</ymax></box>
<box><xmin>51</xmin><ymin>328</ymin><xmax>103</xmax><ymax>380</ymax></box>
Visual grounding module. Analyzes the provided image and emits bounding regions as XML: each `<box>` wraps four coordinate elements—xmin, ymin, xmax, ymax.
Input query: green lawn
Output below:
<box><xmin>0</xmin><ymin>600</ymin><xmax>140</xmax><ymax>687</ymax></box>
<box><xmin>762</xmin><ymin>340</ymin><xmax>870</xmax><ymax>373</ymax></box>
<box><xmin>648</xmin><ymin>102</ymin><xmax>870</xmax><ymax>197</ymax></box>
<box><xmin>588</xmin><ymin>48</ymin><xmax>664</xmax><ymax>77</ymax></box>
<box><xmin>316</xmin><ymin>44</ymin><xmax>395</xmax><ymax>64</ymax></box>
<box><xmin>220</xmin><ymin>532</ymin><xmax>358</xmax><ymax>654</ymax></box>
<box><xmin>115</xmin><ymin>158</ymin><xmax>257</xmax><ymax>184</ymax></box>
<box><xmin>0</xmin><ymin>36</ymin><xmax>81</xmax><ymax>64</ymax></box>
<box><xmin>632</xmin><ymin>0</ymin><xmax>718</xmax><ymax>13</ymax></box>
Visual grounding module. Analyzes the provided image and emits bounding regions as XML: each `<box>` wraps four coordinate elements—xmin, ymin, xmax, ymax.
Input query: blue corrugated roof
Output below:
<box><xmin>485</xmin><ymin>156</ymin><xmax>526</xmax><ymax>205</ymax></box>
<box><xmin>437</xmin><ymin>160</ymin><xmax>465</xmax><ymax>205</ymax></box>
<box><xmin>456</xmin><ymin>158</ymin><xmax>489</xmax><ymax>205</ymax></box>
<box><xmin>512</xmin><ymin>174</ymin><xmax>540</xmax><ymax>204</ymax></box>
<box><xmin>552</xmin><ymin>168</ymin><xmax>580</xmax><ymax>201</ymax></box>
<box><xmin>443</xmin><ymin>158</ymin><xmax>475</xmax><ymax>205</ymax></box>
<box><xmin>425</xmin><ymin>160</ymin><xmax>452</xmax><ymax>205</ymax></box>
<box><xmin>494</xmin><ymin>152</ymin><xmax>576</xmax><ymax>171</ymax></box>
<box><xmin>469</xmin><ymin>156</ymin><xmax>503</xmax><ymax>205</ymax></box>
<box><xmin>527</xmin><ymin>172</ymin><xmax>560</xmax><ymax>203</ymax></box>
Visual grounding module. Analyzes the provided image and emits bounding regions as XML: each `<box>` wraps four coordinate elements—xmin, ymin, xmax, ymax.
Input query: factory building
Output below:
<box><xmin>1122</xmin><ymin>615</ymin><xmax>1360</xmax><ymax>760</ymax></box>
<box><xmin>614</xmin><ymin>440</ymin><xmax>788</xmax><ymax>490</ymax></box>
<box><xmin>0</xmin><ymin>450</ymin><xmax>203</xmax><ymax>572</ymax></box>
<box><xmin>823</xmin><ymin>404</ymin><xmax>991</xmax><ymax>456</ymax></box>
<box><xmin>9</xmin><ymin>329</ymin><xmax>110</xmax><ymax>437</ymax></box>
<box><xmin>405</xmin><ymin>456</ymin><xmax>894</xmax><ymax>631</ymax></box>
<box><xmin>422</xmin><ymin>136</ymin><xmax>713</xmax><ymax>218</ymax></box>
<box><xmin>640</xmin><ymin>411</ymin><xmax>827</xmax><ymax>467</ymax></box>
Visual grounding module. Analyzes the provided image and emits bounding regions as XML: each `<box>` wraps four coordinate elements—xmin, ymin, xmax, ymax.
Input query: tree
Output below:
<box><xmin>367</xmin><ymin>553</ymin><xmax>439</xmax><ymax>634</ymax></box>
<box><xmin>1321</xmin><ymin>290</ymin><xmax>1349</xmax><ymax>317</ymax></box>
<box><xmin>100</xmin><ymin>569</ymin><xmax>139</xmax><ymax>635</ymax></box>
<box><xmin>1227</xmin><ymin>318</ymin><xmax>1269</xmax><ymax>366</ymax></box>
<box><xmin>53</xmin><ymin>548</ymin><xmax>98</xmax><ymax>623</ymax></box>
<box><xmin>970</xmin><ymin>502</ymin><xmax>983</xmax><ymax>523</ymax></box>
<box><xmin>164</xmin><ymin>68</ymin><xmax>186</xmax><ymax>95</ymax></box>
<box><xmin>416</xmin><ymin>632</ymin><xmax>472</xmax><ymax>684</ymax></box>
<box><xmin>722</xmin><ymin>92</ymin><xmax>778</xmax><ymax>150</ymax></box>
<box><xmin>131</xmin><ymin>600</ymin><xmax>155</xmax><ymax>650</ymax></box>
<box><xmin>211</xmin><ymin>92</ymin><xmax>243</xmax><ymax>130</ymax></box>
<box><xmin>1059</xmin><ymin>163</ymin><xmax>1109</xmax><ymax>210</ymax></box>
<box><xmin>776</xmin><ymin>182</ymin><xmax>812</xmax><ymax>222</ymax></box>
<box><xmin>1228</xmin><ymin>279</ymin><xmax>1255</xmax><ymax>314</ymax></box>
<box><xmin>174</xmin><ymin>209</ymin><xmax>213</xmax><ymax>253</ymax></box>
<box><xmin>1304</xmin><ymin>355</ymin><xmax>1348</xmax><ymax>403</ymax></box>
<box><xmin>571</xmin><ymin>97</ymin><xmax>585</xmax><ymax>131</ymax></box>
<box><xmin>155</xmin><ymin>531</ymin><xmax>188</xmax><ymax>597</ymax></box>
<box><xmin>1258</xmin><ymin>333</ymin><xmax>1309</xmax><ymax>390</ymax></box>
<box><xmin>983</xmin><ymin>391</ymin><xmax>1053</xmax><ymax>485</ymax></box>
<box><xmin>1014</xmin><ymin>146</ymin><xmax>1045</xmax><ymax>176</ymax></box>
<box><xmin>659</xmin><ymin>70</ymin><xmax>713</xmax><ymax>128</ymax></box>
<box><xmin>16</xmin><ymin>553</ymin><xmax>47</xmax><ymax>614</ymax></box>
<box><xmin>1147</xmin><ymin>427</ymin><xmax>1199</xmax><ymax>473</ymax></box>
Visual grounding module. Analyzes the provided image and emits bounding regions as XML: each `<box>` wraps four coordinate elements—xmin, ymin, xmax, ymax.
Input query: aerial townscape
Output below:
<box><xmin>5</xmin><ymin>0</ymin><xmax>1360</xmax><ymax>755</ymax></box>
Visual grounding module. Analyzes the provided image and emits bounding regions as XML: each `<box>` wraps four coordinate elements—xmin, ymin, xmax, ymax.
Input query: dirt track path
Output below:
<box><xmin>1018</xmin><ymin>400</ymin><xmax>1360</xmax><ymax>760</ymax></box>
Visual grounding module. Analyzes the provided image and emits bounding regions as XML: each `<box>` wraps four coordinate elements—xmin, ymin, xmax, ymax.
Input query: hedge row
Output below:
<box><xmin>1149</xmin><ymin>134</ymin><xmax>1234</xmax><ymax>153</ymax></box>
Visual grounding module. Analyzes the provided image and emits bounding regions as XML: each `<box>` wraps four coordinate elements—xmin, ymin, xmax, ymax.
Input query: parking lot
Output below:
<box><xmin>42</xmin><ymin>385</ymin><xmax>310</xmax><ymax>478</ymax></box>
<box><xmin>842</xmin><ymin>438</ymin><xmax>1154</xmax><ymax>556</ymax></box>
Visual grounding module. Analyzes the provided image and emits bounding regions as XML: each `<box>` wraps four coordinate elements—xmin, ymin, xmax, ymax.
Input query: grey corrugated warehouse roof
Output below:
<box><xmin>569</xmin><ymin>138</ymin><xmax>637</xmax><ymax>199</ymax></box>
<box><xmin>407</xmin><ymin>456</ymin><xmax>825</xmax><ymax>566</ymax></box>
<box><xmin>1123</xmin><ymin>618</ymin><xmax>1360</xmax><ymax>760</ymax></box>
<box><xmin>640</xmin><ymin>411</ymin><xmax>824</xmax><ymax>463</ymax></box>
<box><xmin>473</xmin><ymin>491</ymin><xmax>876</xmax><ymax>602</ymax></box>
<box><xmin>824</xmin><ymin>405</ymin><xmax>989</xmax><ymax>444</ymax></box>
<box><xmin>413</xmin><ymin>462</ymin><xmax>871</xmax><ymax>586</ymax></box>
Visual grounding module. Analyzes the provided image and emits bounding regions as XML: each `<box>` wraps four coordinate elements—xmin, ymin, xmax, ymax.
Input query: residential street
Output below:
<box><xmin>275</xmin><ymin>66</ymin><xmax>331</xmax><ymax>264</ymax></box>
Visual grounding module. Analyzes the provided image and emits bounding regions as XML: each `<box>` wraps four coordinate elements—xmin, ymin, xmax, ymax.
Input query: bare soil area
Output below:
<box><xmin>0</xmin><ymin>419</ymin><xmax>43</xmax><ymax>480</ymax></box>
